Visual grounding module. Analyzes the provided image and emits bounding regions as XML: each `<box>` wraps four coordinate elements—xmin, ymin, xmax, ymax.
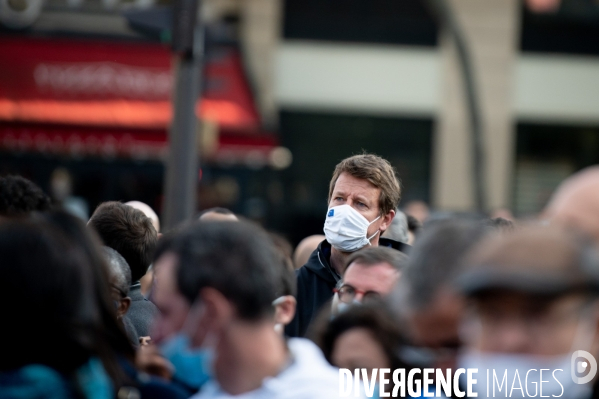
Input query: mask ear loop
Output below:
<box><xmin>180</xmin><ymin>299</ymin><xmax>207</xmax><ymax>345</ymax></box>
<box><xmin>366</xmin><ymin>215</ymin><xmax>382</xmax><ymax>245</ymax></box>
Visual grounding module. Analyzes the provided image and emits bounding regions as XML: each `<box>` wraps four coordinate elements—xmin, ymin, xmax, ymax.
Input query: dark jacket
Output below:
<box><xmin>285</xmin><ymin>238</ymin><xmax>409</xmax><ymax>337</ymax></box>
<box><xmin>125</xmin><ymin>283</ymin><xmax>159</xmax><ymax>338</ymax></box>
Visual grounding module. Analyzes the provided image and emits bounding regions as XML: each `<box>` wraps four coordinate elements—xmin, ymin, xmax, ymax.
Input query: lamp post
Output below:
<box><xmin>427</xmin><ymin>0</ymin><xmax>487</xmax><ymax>212</ymax></box>
<box><xmin>163</xmin><ymin>0</ymin><xmax>203</xmax><ymax>230</ymax></box>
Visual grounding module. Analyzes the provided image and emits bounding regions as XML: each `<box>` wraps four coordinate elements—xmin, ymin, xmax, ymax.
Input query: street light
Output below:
<box><xmin>163</xmin><ymin>0</ymin><xmax>203</xmax><ymax>230</ymax></box>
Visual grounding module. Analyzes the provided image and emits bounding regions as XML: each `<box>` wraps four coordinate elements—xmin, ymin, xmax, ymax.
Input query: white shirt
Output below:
<box><xmin>191</xmin><ymin>338</ymin><xmax>364</xmax><ymax>399</ymax></box>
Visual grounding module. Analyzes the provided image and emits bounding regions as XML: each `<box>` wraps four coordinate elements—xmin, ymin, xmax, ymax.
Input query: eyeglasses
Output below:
<box><xmin>334</xmin><ymin>284</ymin><xmax>382</xmax><ymax>304</ymax></box>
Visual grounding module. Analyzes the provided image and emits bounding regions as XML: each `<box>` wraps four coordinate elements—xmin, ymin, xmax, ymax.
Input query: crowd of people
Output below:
<box><xmin>2</xmin><ymin>153</ymin><xmax>599</xmax><ymax>398</ymax></box>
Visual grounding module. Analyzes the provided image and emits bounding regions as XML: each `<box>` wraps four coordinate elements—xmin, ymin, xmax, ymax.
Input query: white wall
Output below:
<box><xmin>275</xmin><ymin>41</ymin><xmax>440</xmax><ymax>116</ymax></box>
<box><xmin>276</xmin><ymin>41</ymin><xmax>599</xmax><ymax>124</ymax></box>
<box><xmin>275</xmin><ymin>40</ymin><xmax>599</xmax><ymax>211</ymax></box>
<box><xmin>514</xmin><ymin>54</ymin><xmax>599</xmax><ymax>125</ymax></box>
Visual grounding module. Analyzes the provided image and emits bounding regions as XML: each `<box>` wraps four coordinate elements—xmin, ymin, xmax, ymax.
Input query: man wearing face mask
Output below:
<box><xmin>150</xmin><ymin>221</ymin><xmax>353</xmax><ymax>398</ymax></box>
<box><xmin>286</xmin><ymin>154</ymin><xmax>408</xmax><ymax>338</ymax></box>
<box><xmin>455</xmin><ymin>225</ymin><xmax>599</xmax><ymax>399</ymax></box>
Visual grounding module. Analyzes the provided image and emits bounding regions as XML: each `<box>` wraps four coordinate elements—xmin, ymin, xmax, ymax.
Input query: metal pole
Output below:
<box><xmin>426</xmin><ymin>0</ymin><xmax>487</xmax><ymax>212</ymax></box>
<box><xmin>163</xmin><ymin>0</ymin><xmax>203</xmax><ymax>230</ymax></box>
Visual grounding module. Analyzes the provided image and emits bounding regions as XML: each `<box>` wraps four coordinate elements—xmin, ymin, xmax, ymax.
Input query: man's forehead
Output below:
<box><xmin>333</xmin><ymin>190</ymin><xmax>372</xmax><ymax>203</ymax></box>
<box><xmin>345</xmin><ymin>261</ymin><xmax>397</xmax><ymax>278</ymax></box>
<box><xmin>333</xmin><ymin>173</ymin><xmax>379</xmax><ymax>194</ymax></box>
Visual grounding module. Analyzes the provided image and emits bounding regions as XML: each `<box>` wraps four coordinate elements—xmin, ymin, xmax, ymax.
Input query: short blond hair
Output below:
<box><xmin>328</xmin><ymin>154</ymin><xmax>401</xmax><ymax>216</ymax></box>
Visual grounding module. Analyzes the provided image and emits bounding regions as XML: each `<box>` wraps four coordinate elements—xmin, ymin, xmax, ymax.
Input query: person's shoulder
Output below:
<box><xmin>283</xmin><ymin>338</ymin><xmax>341</xmax><ymax>381</ymax></box>
<box><xmin>128</xmin><ymin>299</ymin><xmax>159</xmax><ymax>321</ymax></box>
<box><xmin>128</xmin><ymin>285</ymin><xmax>145</xmax><ymax>301</ymax></box>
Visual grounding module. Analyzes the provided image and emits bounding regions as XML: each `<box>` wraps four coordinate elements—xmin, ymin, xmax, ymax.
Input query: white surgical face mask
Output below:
<box><xmin>323</xmin><ymin>205</ymin><xmax>380</xmax><ymax>252</ymax></box>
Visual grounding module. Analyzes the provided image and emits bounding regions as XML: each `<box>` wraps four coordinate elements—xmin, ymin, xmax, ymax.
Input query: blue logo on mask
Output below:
<box><xmin>328</xmin><ymin>209</ymin><xmax>334</xmax><ymax>217</ymax></box>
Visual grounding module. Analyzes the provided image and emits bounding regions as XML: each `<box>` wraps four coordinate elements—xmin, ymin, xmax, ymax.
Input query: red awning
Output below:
<box><xmin>0</xmin><ymin>122</ymin><xmax>279</xmax><ymax>163</ymax></box>
<box><xmin>0</xmin><ymin>37</ymin><xmax>260</xmax><ymax>130</ymax></box>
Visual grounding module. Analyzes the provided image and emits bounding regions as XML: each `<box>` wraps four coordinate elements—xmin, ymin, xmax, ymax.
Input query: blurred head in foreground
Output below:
<box><xmin>456</xmin><ymin>225</ymin><xmax>599</xmax><ymax>398</ymax></box>
<box><xmin>0</xmin><ymin>220</ymin><xmax>128</xmax><ymax>397</ymax></box>
<box><xmin>312</xmin><ymin>302</ymin><xmax>409</xmax><ymax>378</ymax></box>
<box><xmin>545</xmin><ymin>166</ymin><xmax>599</xmax><ymax>245</ymax></box>
<box><xmin>151</xmin><ymin>220</ymin><xmax>343</xmax><ymax>396</ymax></box>
<box><xmin>391</xmin><ymin>219</ymin><xmax>490</xmax><ymax>370</ymax></box>
<box><xmin>151</xmin><ymin>220</ymin><xmax>282</xmax><ymax>389</ymax></box>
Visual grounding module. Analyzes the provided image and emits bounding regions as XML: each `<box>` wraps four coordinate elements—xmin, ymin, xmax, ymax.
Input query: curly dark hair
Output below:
<box><xmin>309</xmin><ymin>302</ymin><xmax>409</xmax><ymax>371</ymax></box>
<box><xmin>0</xmin><ymin>175</ymin><xmax>52</xmax><ymax>217</ymax></box>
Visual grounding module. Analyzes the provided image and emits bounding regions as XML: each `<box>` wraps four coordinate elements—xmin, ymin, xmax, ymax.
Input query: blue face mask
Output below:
<box><xmin>160</xmin><ymin>332</ymin><xmax>214</xmax><ymax>390</ymax></box>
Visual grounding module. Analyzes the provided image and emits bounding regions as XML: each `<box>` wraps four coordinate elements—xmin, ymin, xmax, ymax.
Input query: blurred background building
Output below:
<box><xmin>1</xmin><ymin>0</ymin><xmax>598</xmax><ymax>243</ymax></box>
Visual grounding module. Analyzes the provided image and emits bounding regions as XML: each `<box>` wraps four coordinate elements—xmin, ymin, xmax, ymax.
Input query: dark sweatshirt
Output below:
<box><xmin>285</xmin><ymin>238</ymin><xmax>409</xmax><ymax>337</ymax></box>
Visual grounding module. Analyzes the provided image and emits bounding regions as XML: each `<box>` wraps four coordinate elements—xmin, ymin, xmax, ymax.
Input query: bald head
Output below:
<box><xmin>545</xmin><ymin>166</ymin><xmax>599</xmax><ymax>245</ymax></box>
<box><xmin>101</xmin><ymin>246</ymin><xmax>131</xmax><ymax>296</ymax></box>
<box><xmin>125</xmin><ymin>201</ymin><xmax>160</xmax><ymax>233</ymax></box>
<box><xmin>198</xmin><ymin>207</ymin><xmax>238</xmax><ymax>222</ymax></box>
<box><xmin>293</xmin><ymin>234</ymin><xmax>325</xmax><ymax>269</ymax></box>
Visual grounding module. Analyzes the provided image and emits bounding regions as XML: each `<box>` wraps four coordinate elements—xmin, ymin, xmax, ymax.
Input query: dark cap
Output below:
<box><xmin>455</xmin><ymin>225</ymin><xmax>599</xmax><ymax>296</ymax></box>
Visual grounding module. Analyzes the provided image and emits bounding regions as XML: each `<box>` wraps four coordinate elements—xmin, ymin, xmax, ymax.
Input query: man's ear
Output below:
<box><xmin>118</xmin><ymin>297</ymin><xmax>131</xmax><ymax>319</ymax></box>
<box><xmin>379</xmin><ymin>209</ymin><xmax>396</xmax><ymax>233</ymax></box>
<box><xmin>188</xmin><ymin>287</ymin><xmax>234</xmax><ymax>348</ymax></box>
<box><xmin>274</xmin><ymin>296</ymin><xmax>297</xmax><ymax>326</ymax></box>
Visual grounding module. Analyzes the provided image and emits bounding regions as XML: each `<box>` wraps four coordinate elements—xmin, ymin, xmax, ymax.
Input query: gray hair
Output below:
<box><xmin>382</xmin><ymin>209</ymin><xmax>409</xmax><ymax>244</ymax></box>
<box><xmin>101</xmin><ymin>246</ymin><xmax>131</xmax><ymax>296</ymax></box>
<box><xmin>394</xmin><ymin>219</ymin><xmax>489</xmax><ymax>310</ymax></box>
<box><xmin>344</xmin><ymin>246</ymin><xmax>408</xmax><ymax>275</ymax></box>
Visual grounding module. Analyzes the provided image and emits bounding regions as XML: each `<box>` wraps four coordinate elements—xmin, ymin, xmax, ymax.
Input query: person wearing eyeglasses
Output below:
<box><xmin>286</xmin><ymin>154</ymin><xmax>410</xmax><ymax>339</ymax></box>
<box><xmin>332</xmin><ymin>247</ymin><xmax>406</xmax><ymax>315</ymax></box>
<box><xmin>101</xmin><ymin>246</ymin><xmax>141</xmax><ymax>347</ymax></box>
<box><xmin>455</xmin><ymin>225</ymin><xmax>599</xmax><ymax>399</ymax></box>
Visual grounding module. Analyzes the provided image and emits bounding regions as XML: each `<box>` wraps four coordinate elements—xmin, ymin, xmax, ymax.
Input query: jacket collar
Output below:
<box><xmin>305</xmin><ymin>237</ymin><xmax>410</xmax><ymax>284</ymax></box>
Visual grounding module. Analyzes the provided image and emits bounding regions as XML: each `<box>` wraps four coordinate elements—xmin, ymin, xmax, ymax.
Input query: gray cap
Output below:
<box><xmin>455</xmin><ymin>226</ymin><xmax>599</xmax><ymax>296</ymax></box>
